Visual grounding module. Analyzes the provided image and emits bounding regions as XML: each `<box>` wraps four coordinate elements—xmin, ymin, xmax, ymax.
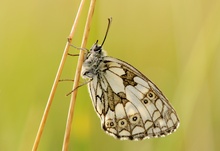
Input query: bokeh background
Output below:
<box><xmin>1</xmin><ymin>0</ymin><xmax>220</xmax><ymax>151</ymax></box>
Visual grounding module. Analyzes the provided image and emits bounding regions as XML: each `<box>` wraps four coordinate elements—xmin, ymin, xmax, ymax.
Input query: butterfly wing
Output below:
<box><xmin>88</xmin><ymin>56</ymin><xmax>179</xmax><ymax>140</ymax></box>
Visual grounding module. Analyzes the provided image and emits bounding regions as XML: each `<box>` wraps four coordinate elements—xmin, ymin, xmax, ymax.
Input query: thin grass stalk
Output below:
<box><xmin>31</xmin><ymin>0</ymin><xmax>85</xmax><ymax>150</ymax></box>
<box><xmin>61</xmin><ymin>0</ymin><xmax>96</xmax><ymax>150</ymax></box>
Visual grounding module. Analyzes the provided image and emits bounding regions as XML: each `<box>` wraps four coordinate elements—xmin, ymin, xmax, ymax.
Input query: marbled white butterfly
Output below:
<box><xmin>81</xmin><ymin>18</ymin><xmax>179</xmax><ymax>140</ymax></box>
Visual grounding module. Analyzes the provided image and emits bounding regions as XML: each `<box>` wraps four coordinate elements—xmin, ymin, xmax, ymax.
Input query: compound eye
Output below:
<box><xmin>94</xmin><ymin>46</ymin><xmax>102</xmax><ymax>52</ymax></box>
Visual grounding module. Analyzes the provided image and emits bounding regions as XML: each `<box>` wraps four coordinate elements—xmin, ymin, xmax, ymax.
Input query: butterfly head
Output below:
<box><xmin>90</xmin><ymin>40</ymin><xmax>101</xmax><ymax>52</ymax></box>
<box><xmin>81</xmin><ymin>18</ymin><xmax>112</xmax><ymax>79</ymax></box>
<box><xmin>81</xmin><ymin>41</ymin><xmax>107</xmax><ymax>79</ymax></box>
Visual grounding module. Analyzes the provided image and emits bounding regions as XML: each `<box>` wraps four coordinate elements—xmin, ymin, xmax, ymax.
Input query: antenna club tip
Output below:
<box><xmin>108</xmin><ymin>17</ymin><xmax>113</xmax><ymax>22</ymax></box>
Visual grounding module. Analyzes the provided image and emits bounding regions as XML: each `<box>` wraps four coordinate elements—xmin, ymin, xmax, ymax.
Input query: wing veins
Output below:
<box><xmin>128</xmin><ymin>87</ymin><xmax>153</xmax><ymax>126</ymax></box>
<box><xmin>101</xmin><ymin>72</ymin><xmax>134</xmax><ymax>137</ymax></box>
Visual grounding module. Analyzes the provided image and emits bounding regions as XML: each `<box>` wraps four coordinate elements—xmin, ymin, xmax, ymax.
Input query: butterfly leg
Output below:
<box><xmin>67</xmin><ymin>38</ymin><xmax>89</xmax><ymax>52</ymax></box>
<box><xmin>68</xmin><ymin>53</ymin><xmax>79</xmax><ymax>56</ymax></box>
<box><xmin>66</xmin><ymin>79</ymin><xmax>93</xmax><ymax>96</ymax></box>
<box><xmin>59</xmin><ymin>79</ymin><xmax>74</xmax><ymax>82</ymax></box>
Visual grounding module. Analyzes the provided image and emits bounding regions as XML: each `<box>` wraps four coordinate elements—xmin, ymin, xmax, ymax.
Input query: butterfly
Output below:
<box><xmin>80</xmin><ymin>18</ymin><xmax>179</xmax><ymax>140</ymax></box>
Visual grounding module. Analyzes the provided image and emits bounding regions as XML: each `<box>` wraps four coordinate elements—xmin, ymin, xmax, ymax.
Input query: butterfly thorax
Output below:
<box><xmin>81</xmin><ymin>43</ymin><xmax>107</xmax><ymax>79</ymax></box>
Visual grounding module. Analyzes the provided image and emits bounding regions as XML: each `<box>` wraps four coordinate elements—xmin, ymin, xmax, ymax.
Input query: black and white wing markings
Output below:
<box><xmin>87</xmin><ymin>56</ymin><xmax>179</xmax><ymax>140</ymax></box>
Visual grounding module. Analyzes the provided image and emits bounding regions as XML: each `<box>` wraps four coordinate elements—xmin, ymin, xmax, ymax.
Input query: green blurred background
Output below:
<box><xmin>1</xmin><ymin>0</ymin><xmax>220</xmax><ymax>151</ymax></box>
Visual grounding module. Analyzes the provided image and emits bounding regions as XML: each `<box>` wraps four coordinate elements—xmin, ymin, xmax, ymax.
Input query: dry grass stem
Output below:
<box><xmin>31</xmin><ymin>0</ymin><xmax>86</xmax><ymax>150</ymax></box>
<box><xmin>62</xmin><ymin>0</ymin><xmax>97</xmax><ymax>150</ymax></box>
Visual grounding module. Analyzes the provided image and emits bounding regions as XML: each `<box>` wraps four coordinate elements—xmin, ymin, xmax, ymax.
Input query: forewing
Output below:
<box><xmin>88</xmin><ymin>56</ymin><xmax>179</xmax><ymax>140</ymax></box>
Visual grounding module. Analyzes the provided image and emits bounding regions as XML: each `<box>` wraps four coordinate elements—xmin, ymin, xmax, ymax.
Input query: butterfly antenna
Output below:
<box><xmin>101</xmin><ymin>17</ymin><xmax>112</xmax><ymax>47</ymax></box>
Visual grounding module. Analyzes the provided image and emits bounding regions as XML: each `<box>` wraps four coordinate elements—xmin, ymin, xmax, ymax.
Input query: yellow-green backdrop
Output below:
<box><xmin>1</xmin><ymin>0</ymin><xmax>220</xmax><ymax>151</ymax></box>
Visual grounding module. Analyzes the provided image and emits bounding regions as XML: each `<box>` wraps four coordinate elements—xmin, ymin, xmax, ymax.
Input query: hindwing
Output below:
<box><xmin>87</xmin><ymin>56</ymin><xmax>179</xmax><ymax>140</ymax></box>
